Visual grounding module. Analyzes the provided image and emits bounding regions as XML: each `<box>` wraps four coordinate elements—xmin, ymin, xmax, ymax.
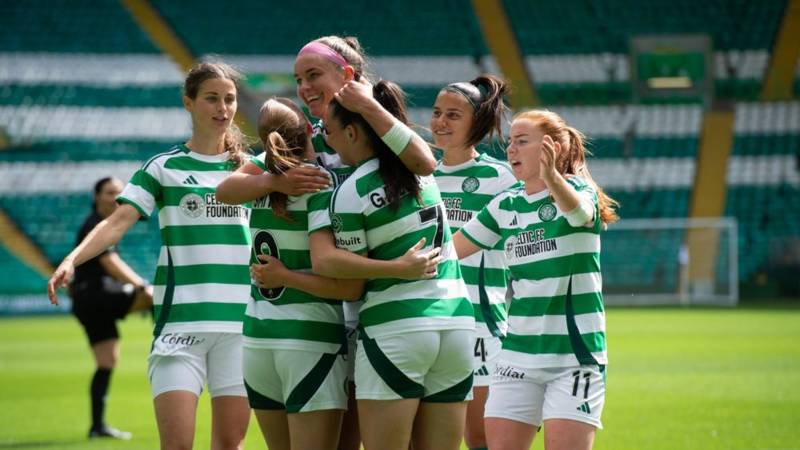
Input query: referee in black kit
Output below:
<box><xmin>68</xmin><ymin>177</ymin><xmax>153</xmax><ymax>440</ymax></box>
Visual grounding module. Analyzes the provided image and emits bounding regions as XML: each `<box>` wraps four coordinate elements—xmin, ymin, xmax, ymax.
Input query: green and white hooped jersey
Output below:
<box><xmin>305</xmin><ymin>111</ymin><xmax>355</xmax><ymax>185</ymax></box>
<box><xmin>461</xmin><ymin>177</ymin><xmax>606</xmax><ymax>369</ymax></box>
<box><xmin>117</xmin><ymin>145</ymin><xmax>251</xmax><ymax>336</ymax></box>
<box><xmin>329</xmin><ymin>158</ymin><xmax>474</xmax><ymax>338</ymax></box>
<box><xmin>304</xmin><ymin>110</ymin><xmax>361</xmax><ymax>327</ymax></box>
<box><xmin>434</xmin><ymin>153</ymin><xmax>519</xmax><ymax>338</ymax></box>
<box><xmin>242</xmin><ymin>155</ymin><xmax>344</xmax><ymax>354</ymax></box>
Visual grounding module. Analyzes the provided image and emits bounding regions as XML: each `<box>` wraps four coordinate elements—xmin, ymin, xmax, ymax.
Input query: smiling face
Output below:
<box><xmin>183</xmin><ymin>77</ymin><xmax>237</xmax><ymax>136</ymax></box>
<box><xmin>430</xmin><ymin>90</ymin><xmax>474</xmax><ymax>153</ymax></box>
<box><xmin>507</xmin><ymin>118</ymin><xmax>546</xmax><ymax>183</ymax></box>
<box><xmin>294</xmin><ymin>53</ymin><xmax>349</xmax><ymax>119</ymax></box>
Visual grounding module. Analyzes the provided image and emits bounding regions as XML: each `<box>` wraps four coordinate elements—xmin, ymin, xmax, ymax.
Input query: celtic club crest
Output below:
<box><xmin>331</xmin><ymin>214</ymin><xmax>343</xmax><ymax>233</ymax></box>
<box><xmin>538</xmin><ymin>203</ymin><xmax>557</xmax><ymax>222</ymax></box>
<box><xmin>462</xmin><ymin>176</ymin><xmax>480</xmax><ymax>193</ymax></box>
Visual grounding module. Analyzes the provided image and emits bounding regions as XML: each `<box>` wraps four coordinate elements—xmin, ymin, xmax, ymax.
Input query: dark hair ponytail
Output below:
<box><xmin>442</xmin><ymin>74</ymin><xmax>509</xmax><ymax>148</ymax></box>
<box><xmin>257</xmin><ymin>98</ymin><xmax>310</xmax><ymax>221</ymax></box>
<box><xmin>328</xmin><ymin>81</ymin><xmax>419</xmax><ymax>209</ymax></box>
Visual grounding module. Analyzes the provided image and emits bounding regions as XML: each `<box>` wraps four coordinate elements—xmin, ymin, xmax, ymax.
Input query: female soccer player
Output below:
<box><xmin>217</xmin><ymin>39</ymin><xmax>440</xmax><ymax>449</ymax></box>
<box><xmin>49</xmin><ymin>61</ymin><xmax>253</xmax><ymax>450</ymax></box>
<box><xmin>69</xmin><ymin>176</ymin><xmax>153</xmax><ymax>440</ymax></box>
<box><xmin>453</xmin><ymin>110</ymin><xmax>619</xmax><ymax>450</ymax></box>
<box><xmin>216</xmin><ymin>97</ymin><xmax>440</xmax><ymax>450</ymax></box>
<box><xmin>294</xmin><ymin>35</ymin><xmax>437</xmax><ymax>181</ymax></box>
<box><xmin>431</xmin><ymin>74</ymin><xmax>518</xmax><ymax>450</ymax></box>
<box><xmin>234</xmin><ymin>98</ymin><xmax>361</xmax><ymax>450</ymax></box>
<box><xmin>321</xmin><ymin>80</ymin><xmax>475</xmax><ymax>450</ymax></box>
<box><xmin>292</xmin><ymin>36</ymin><xmax>436</xmax><ymax>449</ymax></box>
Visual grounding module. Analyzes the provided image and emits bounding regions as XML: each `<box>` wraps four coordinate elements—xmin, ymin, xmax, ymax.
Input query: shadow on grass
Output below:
<box><xmin>737</xmin><ymin>298</ymin><xmax>800</xmax><ymax>310</ymax></box>
<box><xmin>0</xmin><ymin>439</ymin><xmax>88</xmax><ymax>449</ymax></box>
<box><xmin>606</xmin><ymin>298</ymin><xmax>800</xmax><ymax>311</ymax></box>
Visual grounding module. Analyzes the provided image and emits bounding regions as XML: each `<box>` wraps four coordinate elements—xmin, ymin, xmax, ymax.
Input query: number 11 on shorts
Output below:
<box><xmin>571</xmin><ymin>370</ymin><xmax>591</xmax><ymax>399</ymax></box>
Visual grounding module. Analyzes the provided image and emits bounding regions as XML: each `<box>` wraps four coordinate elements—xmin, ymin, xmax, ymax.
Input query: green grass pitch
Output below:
<box><xmin>1</xmin><ymin>306</ymin><xmax>798</xmax><ymax>449</ymax></box>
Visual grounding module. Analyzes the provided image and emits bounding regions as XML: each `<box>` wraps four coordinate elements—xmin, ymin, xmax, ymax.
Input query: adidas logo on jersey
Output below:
<box><xmin>474</xmin><ymin>365</ymin><xmax>490</xmax><ymax>376</ymax></box>
<box><xmin>577</xmin><ymin>402</ymin><xmax>591</xmax><ymax>414</ymax></box>
<box><xmin>509</xmin><ymin>215</ymin><xmax>518</xmax><ymax>226</ymax></box>
<box><xmin>183</xmin><ymin>175</ymin><xmax>199</xmax><ymax>185</ymax></box>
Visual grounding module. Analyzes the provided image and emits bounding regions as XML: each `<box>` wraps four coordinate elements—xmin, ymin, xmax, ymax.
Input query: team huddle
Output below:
<box><xmin>47</xmin><ymin>35</ymin><xmax>618</xmax><ymax>450</ymax></box>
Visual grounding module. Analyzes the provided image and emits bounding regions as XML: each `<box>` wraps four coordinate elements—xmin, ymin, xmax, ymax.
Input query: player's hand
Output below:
<box><xmin>334</xmin><ymin>78</ymin><xmax>374</xmax><ymax>114</ymax></box>
<box><xmin>251</xmin><ymin>255</ymin><xmax>289</xmax><ymax>289</ymax></box>
<box><xmin>540</xmin><ymin>134</ymin><xmax>559</xmax><ymax>184</ymax></box>
<box><xmin>137</xmin><ymin>284</ymin><xmax>154</xmax><ymax>304</ymax></box>
<box><xmin>273</xmin><ymin>166</ymin><xmax>331</xmax><ymax>196</ymax></box>
<box><xmin>47</xmin><ymin>260</ymin><xmax>75</xmax><ymax>305</ymax></box>
<box><xmin>393</xmin><ymin>237</ymin><xmax>442</xmax><ymax>280</ymax></box>
<box><xmin>130</xmin><ymin>283</ymin><xmax>154</xmax><ymax>313</ymax></box>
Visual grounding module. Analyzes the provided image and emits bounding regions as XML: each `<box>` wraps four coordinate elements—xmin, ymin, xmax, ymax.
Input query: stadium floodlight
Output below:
<box><xmin>602</xmin><ymin>217</ymin><xmax>739</xmax><ymax>306</ymax></box>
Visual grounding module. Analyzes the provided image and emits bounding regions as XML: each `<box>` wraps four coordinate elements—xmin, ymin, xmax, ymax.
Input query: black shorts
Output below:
<box><xmin>70</xmin><ymin>277</ymin><xmax>136</xmax><ymax>345</ymax></box>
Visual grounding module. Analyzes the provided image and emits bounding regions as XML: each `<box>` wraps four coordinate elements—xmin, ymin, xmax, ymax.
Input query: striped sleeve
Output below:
<box><xmin>307</xmin><ymin>167</ymin><xmax>337</xmax><ymax>233</ymax></box>
<box><xmin>461</xmin><ymin>194</ymin><xmax>505</xmax><ymax>250</ymax></box>
<box><xmin>251</xmin><ymin>152</ymin><xmax>267</xmax><ymax>171</ymax></box>
<box><xmin>330</xmin><ymin>189</ymin><xmax>368</xmax><ymax>254</ymax></box>
<box><xmin>566</xmin><ymin>176</ymin><xmax>598</xmax><ymax>225</ymax></box>
<box><xmin>118</xmin><ymin>164</ymin><xmax>162</xmax><ymax>219</ymax></box>
<box><xmin>307</xmin><ymin>188</ymin><xmax>334</xmax><ymax>233</ymax></box>
<box><xmin>334</xmin><ymin>213</ymin><xmax>367</xmax><ymax>254</ymax></box>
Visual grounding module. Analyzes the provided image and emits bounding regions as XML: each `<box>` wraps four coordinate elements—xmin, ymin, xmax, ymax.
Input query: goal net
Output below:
<box><xmin>601</xmin><ymin>217</ymin><xmax>739</xmax><ymax>306</ymax></box>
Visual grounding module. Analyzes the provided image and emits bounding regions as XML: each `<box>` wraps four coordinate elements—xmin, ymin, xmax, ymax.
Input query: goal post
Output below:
<box><xmin>602</xmin><ymin>217</ymin><xmax>739</xmax><ymax>306</ymax></box>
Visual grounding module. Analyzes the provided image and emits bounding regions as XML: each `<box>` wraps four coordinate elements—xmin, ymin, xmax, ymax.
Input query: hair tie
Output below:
<box><xmin>443</xmin><ymin>82</ymin><xmax>485</xmax><ymax>111</ymax></box>
<box><xmin>297</xmin><ymin>42</ymin><xmax>348</xmax><ymax>68</ymax></box>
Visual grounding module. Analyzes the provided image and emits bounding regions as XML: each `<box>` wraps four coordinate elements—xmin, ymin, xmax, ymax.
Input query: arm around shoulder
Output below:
<box><xmin>251</xmin><ymin>254</ymin><xmax>364</xmax><ymax>301</ymax></box>
<box><xmin>310</xmin><ymin>230</ymin><xmax>441</xmax><ymax>280</ymax></box>
<box><xmin>360</xmin><ymin>99</ymin><xmax>436</xmax><ymax>176</ymax></box>
<box><xmin>216</xmin><ymin>162</ymin><xmax>272</xmax><ymax>204</ymax></box>
<box><xmin>397</xmin><ymin>134</ymin><xmax>437</xmax><ymax>176</ymax></box>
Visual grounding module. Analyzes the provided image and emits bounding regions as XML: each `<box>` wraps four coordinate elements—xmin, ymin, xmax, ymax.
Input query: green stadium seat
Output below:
<box><xmin>151</xmin><ymin>0</ymin><xmax>487</xmax><ymax>56</ymax></box>
<box><xmin>504</xmin><ymin>0</ymin><xmax>787</xmax><ymax>55</ymax></box>
<box><xmin>0</xmin><ymin>85</ymin><xmax>182</xmax><ymax>108</ymax></box>
<box><xmin>0</xmin><ymin>245</ymin><xmax>47</xmax><ymax>295</ymax></box>
<box><xmin>0</xmin><ymin>140</ymin><xmax>182</xmax><ymax>162</ymax></box>
<box><xmin>724</xmin><ymin>186</ymin><xmax>800</xmax><ymax>281</ymax></box>
<box><xmin>0</xmin><ymin>0</ymin><xmax>158</xmax><ymax>53</ymax></box>
<box><xmin>0</xmin><ymin>194</ymin><xmax>160</xmax><ymax>282</ymax></box>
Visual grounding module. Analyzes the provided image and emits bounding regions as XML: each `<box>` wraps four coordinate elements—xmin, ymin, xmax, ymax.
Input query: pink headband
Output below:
<box><xmin>297</xmin><ymin>42</ymin><xmax>349</xmax><ymax>68</ymax></box>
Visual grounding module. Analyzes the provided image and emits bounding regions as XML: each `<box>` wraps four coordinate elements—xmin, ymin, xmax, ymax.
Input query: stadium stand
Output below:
<box><xmin>0</xmin><ymin>0</ymin><xmax>797</xmax><ymax>313</ymax></box>
<box><xmin>0</xmin><ymin>0</ymin><xmax>181</xmax><ymax>312</ymax></box>
<box><xmin>726</xmin><ymin>101</ymin><xmax>800</xmax><ymax>282</ymax></box>
<box><xmin>0</xmin><ymin>245</ymin><xmax>46</xmax><ymax>295</ymax></box>
<box><xmin>150</xmin><ymin>0</ymin><xmax>496</xmax><ymax>108</ymax></box>
<box><xmin>503</xmin><ymin>0</ymin><xmax>788</xmax><ymax>103</ymax></box>
<box><xmin>0</xmin><ymin>0</ymin><xmax>159</xmax><ymax>53</ymax></box>
<box><xmin>499</xmin><ymin>0</ymin><xmax>796</xmax><ymax>293</ymax></box>
<box><xmin>545</xmin><ymin>104</ymin><xmax>702</xmax><ymax>292</ymax></box>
